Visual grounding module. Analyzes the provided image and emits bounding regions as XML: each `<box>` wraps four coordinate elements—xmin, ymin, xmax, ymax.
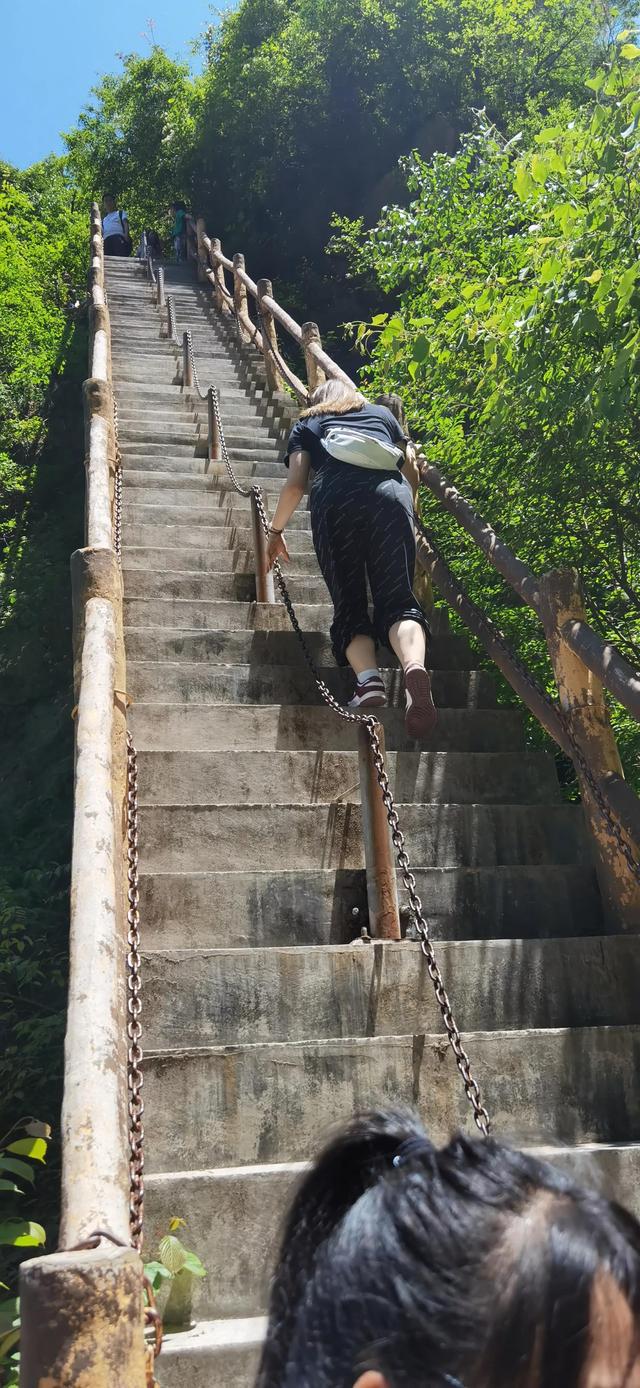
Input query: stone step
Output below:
<box><xmin>123</xmin><ymin>502</ymin><xmax>310</xmax><ymax>530</ymax></box>
<box><xmin>155</xmin><ymin>1317</ymin><xmax>263</xmax><ymax>1388</ymax></box>
<box><xmin>137</xmin><ymin>748</ymin><xmax>558</xmax><ymax>806</ymax></box>
<box><xmin>124</xmin><ymin>572</ymin><xmax>331</xmax><ymax>605</ymax></box>
<box><xmin>138</xmin><ymin>802</ymin><xmax>589</xmax><ymax>873</ymax></box>
<box><xmin>139</xmin><ymin>863</ymin><xmax>602</xmax><ymax>949</ymax></box>
<box><xmin>122</xmin><ymin>626</ymin><xmax>470</xmax><ymax>668</ymax></box>
<box><xmin>145</xmin><ymin>1026</ymin><xmax>640</xmax><ymax>1171</ymax></box>
<box><xmin>144</xmin><ymin>936</ymin><xmax>640</xmax><ymax>1051</ymax></box>
<box><xmin>123</xmin><ymin>545</ymin><xmax>320</xmax><ymax>575</ymax></box>
<box><xmin>121</xmin><ymin>481</ymin><xmax>282</xmax><ymax>512</ymax></box>
<box><xmin>148</xmin><ymin>1142</ymin><xmax>640</xmax><ymax>1332</ymax></box>
<box><xmin>122</xmin><ymin>449</ymin><xmax>279</xmax><ymax>470</ymax></box>
<box><xmin>122</xmin><ymin>452</ymin><xmax>279</xmax><ymax>480</ymax></box>
<box><xmin>128</xmin><ymin>702</ymin><xmax>520</xmax><ymax>754</ymax></box>
<box><xmin>127</xmin><ymin>662</ymin><xmax>497</xmax><ymax>709</ymax></box>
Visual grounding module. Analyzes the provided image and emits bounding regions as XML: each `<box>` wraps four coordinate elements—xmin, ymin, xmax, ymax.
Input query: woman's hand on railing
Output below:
<box><xmin>267</xmin><ymin>530</ymin><xmax>290</xmax><ymax>569</ymax></box>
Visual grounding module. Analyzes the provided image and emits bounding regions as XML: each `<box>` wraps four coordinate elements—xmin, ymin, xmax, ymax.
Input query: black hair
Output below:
<box><xmin>256</xmin><ymin>1109</ymin><xmax>640</xmax><ymax>1388</ymax></box>
<box><xmin>375</xmin><ymin>393</ymin><xmax>409</xmax><ymax>434</ymax></box>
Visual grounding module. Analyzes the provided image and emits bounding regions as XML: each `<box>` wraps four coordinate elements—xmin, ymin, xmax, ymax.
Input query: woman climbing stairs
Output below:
<box><xmin>104</xmin><ymin>255</ymin><xmax>640</xmax><ymax>1387</ymax></box>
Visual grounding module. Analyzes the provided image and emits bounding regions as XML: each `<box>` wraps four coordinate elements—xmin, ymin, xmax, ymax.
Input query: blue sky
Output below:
<box><xmin>1</xmin><ymin>1</ymin><xmax>218</xmax><ymax>169</ymax></box>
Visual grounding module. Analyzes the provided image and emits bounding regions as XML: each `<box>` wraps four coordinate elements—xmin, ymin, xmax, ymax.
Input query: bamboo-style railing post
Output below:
<box><xmin>357</xmin><ymin>724</ymin><xmax>401</xmax><ymax>939</ymax></box>
<box><xmin>196</xmin><ymin>217</ymin><xmax>207</xmax><ymax>283</ymax></box>
<box><xmin>538</xmin><ymin>567</ymin><xmax>640</xmax><ymax>927</ymax></box>
<box><xmin>233</xmin><ymin>253</ymin><xmax>252</xmax><ymax>343</ymax></box>
<box><xmin>250</xmin><ymin>492</ymin><xmax>275</xmax><ymax>603</ymax></box>
<box><xmin>182</xmin><ymin>332</ymin><xmax>192</xmax><ymax>389</ymax></box>
<box><xmin>211</xmin><ymin>238</ymin><xmax>232</xmax><ymax>315</ymax></box>
<box><xmin>208</xmin><ymin>388</ymin><xmax>221</xmax><ymax>463</ymax></box>
<box><xmin>301</xmin><ymin>321</ymin><xmax>326</xmax><ymax>394</ymax></box>
<box><xmin>257</xmin><ymin>278</ymin><xmax>285</xmax><ymax>393</ymax></box>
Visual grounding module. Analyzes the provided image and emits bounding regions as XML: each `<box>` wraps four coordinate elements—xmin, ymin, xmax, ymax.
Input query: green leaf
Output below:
<box><xmin>0</xmin><ymin>1327</ymin><xmax>20</xmax><ymax>1360</ymax></box>
<box><xmin>0</xmin><ymin>1158</ymin><xmax>34</xmax><ymax>1184</ymax></box>
<box><xmin>371</xmin><ymin>313</ymin><xmax>388</xmax><ymax>326</ymax></box>
<box><xmin>144</xmin><ymin>1260</ymin><xmax>172</xmax><ymax>1285</ymax></box>
<box><xmin>584</xmin><ymin>269</ymin><xmax>603</xmax><ymax>285</ymax></box>
<box><xmin>159</xmin><ymin>1234</ymin><xmax>188</xmax><ymax>1274</ymax></box>
<box><xmin>6</xmin><ymin>1139</ymin><xmax>47</xmax><ymax>1163</ymax></box>
<box><xmin>181</xmin><ymin>1250</ymin><xmax>207</xmax><ymax>1279</ymax></box>
<box><xmin>619</xmin><ymin>42</ymin><xmax>640</xmax><ymax>58</ymax></box>
<box><xmin>412</xmin><ymin>333</ymin><xmax>429</xmax><ymax>362</ymax></box>
<box><xmin>531</xmin><ymin>154</ymin><xmax>548</xmax><ymax>185</ymax></box>
<box><xmin>0</xmin><ymin>1220</ymin><xmax>45</xmax><ymax>1247</ymax></box>
<box><xmin>586</xmin><ymin>71</ymin><xmax>605</xmax><ymax>91</ymax></box>
<box><xmin>0</xmin><ymin>1181</ymin><xmax>22</xmax><ymax>1194</ymax></box>
<box><xmin>514</xmin><ymin>163</ymin><xmax>534</xmax><ymax>200</ymax></box>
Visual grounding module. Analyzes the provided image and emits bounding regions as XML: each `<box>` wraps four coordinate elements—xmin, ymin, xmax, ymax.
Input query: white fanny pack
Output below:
<box><xmin>322</xmin><ymin>426</ymin><xmax>402</xmax><ymax>472</ymax></box>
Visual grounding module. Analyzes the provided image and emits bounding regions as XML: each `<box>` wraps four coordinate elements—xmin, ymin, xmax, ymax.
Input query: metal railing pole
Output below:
<box><xmin>182</xmin><ymin>332</ymin><xmax>192</xmax><ymax>389</ymax></box>
<box><xmin>250</xmin><ymin>492</ymin><xmax>275</xmax><ymax>604</ymax></box>
<box><xmin>157</xmin><ymin>265</ymin><xmax>165</xmax><ymax>308</ymax></box>
<box><xmin>357</xmin><ymin>723</ymin><xmax>401</xmax><ymax>939</ymax></box>
<box><xmin>208</xmin><ymin>388</ymin><xmax>221</xmax><ymax>462</ymax></box>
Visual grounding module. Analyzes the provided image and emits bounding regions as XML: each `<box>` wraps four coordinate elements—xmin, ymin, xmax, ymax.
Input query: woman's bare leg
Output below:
<box><xmin>387</xmin><ymin>619</ymin><xmax>426</xmax><ymax>670</ymax></box>
<box><xmin>345</xmin><ymin>634</ymin><xmax>379</xmax><ymax>676</ymax></box>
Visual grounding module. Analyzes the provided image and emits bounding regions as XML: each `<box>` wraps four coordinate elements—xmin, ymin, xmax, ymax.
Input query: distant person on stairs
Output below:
<box><xmin>101</xmin><ymin>196</ymin><xmax>131</xmax><ymax>257</ymax></box>
<box><xmin>256</xmin><ymin>1107</ymin><xmax>640</xmax><ymax>1388</ymax></box>
<box><xmin>169</xmin><ymin>201</ymin><xmax>188</xmax><ymax>263</ymax></box>
<box><xmin>266</xmin><ymin>380</ymin><xmax>437</xmax><ymax>739</ymax></box>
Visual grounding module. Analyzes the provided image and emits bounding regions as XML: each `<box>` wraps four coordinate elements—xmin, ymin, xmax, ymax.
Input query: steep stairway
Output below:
<box><xmin>104</xmin><ymin>257</ymin><xmax>640</xmax><ymax>1387</ymax></box>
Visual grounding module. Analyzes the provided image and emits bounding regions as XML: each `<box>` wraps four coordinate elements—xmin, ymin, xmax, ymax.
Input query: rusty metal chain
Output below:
<box><xmin>255</xmin><ymin>306</ymin><xmax>309</xmax><ymax>403</ymax></box>
<box><xmin>415</xmin><ymin>513</ymin><xmax>640</xmax><ymax>888</ymax></box>
<box><xmin>210</xmin><ymin>393</ymin><xmax>490</xmax><ymax>1135</ymax></box>
<box><xmin>113</xmin><ymin>396</ymin><xmax>123</xmax><ymax>562</ymax></box>
<box><xmin>126</xmin><ymin>731</ymin><xmax>145</xmax><ymax>1248</ymax></box>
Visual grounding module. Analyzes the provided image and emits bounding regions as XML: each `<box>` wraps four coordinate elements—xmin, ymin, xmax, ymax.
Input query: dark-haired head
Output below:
<box><xmin>256</xmin><ymin>1109</ymin><xmax>640</xmax><ymax>1388</ymax></box>
<box><xmin>376</xmin><ymin>393</ymin><xmax>408</xmax><ymax>433</ymax></box>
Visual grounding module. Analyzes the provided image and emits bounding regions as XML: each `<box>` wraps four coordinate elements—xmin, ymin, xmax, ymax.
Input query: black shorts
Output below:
<box><xmin>104</xmin><ymin>235</ymin><xmax>130</xmax><ymax>257</ymax></box>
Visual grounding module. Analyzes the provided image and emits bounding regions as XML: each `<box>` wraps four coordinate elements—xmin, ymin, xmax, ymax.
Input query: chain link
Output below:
<box><xmin>415</xmin><ymin>515</ymin><xmax>640</xmax><ymax>888</ymax></box>
<box><xmin>125</xmin><ymin>730</ymin><xmax>145</xmax><ymax>1247</ymax></box>
<box><xmin>113</xmin><ymin>397</ymin><xmax>123</xmax><ymax>562</ymax></box>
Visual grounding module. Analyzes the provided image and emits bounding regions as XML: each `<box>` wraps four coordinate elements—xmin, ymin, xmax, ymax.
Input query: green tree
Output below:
<box><xmin>333</xmin><ymin>34</ymin><xmax>640</xmax><ymax>781</ymax></box>
<box><xmin>64</xmin><ymin>47</ymin><xmax>198</xmax><ymax>239</ymax></box>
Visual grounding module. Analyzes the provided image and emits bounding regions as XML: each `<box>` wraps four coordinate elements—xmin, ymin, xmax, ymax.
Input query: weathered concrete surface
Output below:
<box><xmin>138</xmin><ymin>801</ymin><xmax>590</xmax><ymax>873</ymax></box>
<box><xmin>20</xmin><ymin>1245</ymin><xmax>146</xmax><ymax>1388</ymax></box>
<box><xmin>142</xmin><ymin>937</ymin><xmax>640</xmax><ymax>1048</ymax></box>
<box><xmin>139</xmin><ymin>864</ymin><xmax>602</xmax><ymax>948</ymax></box>
<box><xmin>129</xmin><ymin>702</ymin><xmax>523</xmax><ymax>752</ymax></box>
<box><xmin>156</xmin><ymin>1318</ymin><xmax>263</xmax><ymax>1388</ymax></box>
<box><xmin>145</xmin><ymin>1027</ymin><xmax>640</xmax><ymax>1171</ymax></box>
<box><xmin>136</xmin><ymin>749</ymin><xmax>559</xmax><ymax>806</ymax></box>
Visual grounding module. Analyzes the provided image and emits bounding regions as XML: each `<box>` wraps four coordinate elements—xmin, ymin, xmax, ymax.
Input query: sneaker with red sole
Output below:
<box><xmin>404</xmin><ymin>665</ymin><xmax>437</xmax><ymax>739</ymax></box>
<box><xmin>348</xmin><ymin>673</ymin><xmax>387</xmax><ymax>710</ymax></box>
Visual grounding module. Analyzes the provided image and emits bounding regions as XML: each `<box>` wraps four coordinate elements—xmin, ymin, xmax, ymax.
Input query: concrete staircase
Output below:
<box><xmin>105</xmin><ymin>257</ymin><xmax>640</xmax><ymax>1387</ymax></box>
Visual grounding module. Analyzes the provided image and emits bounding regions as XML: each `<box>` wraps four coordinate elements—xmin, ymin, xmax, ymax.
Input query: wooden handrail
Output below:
<box><xmin>562</xmin><ymin>619</ymin><xmax>640</xmax><ymax>723</ymax></box>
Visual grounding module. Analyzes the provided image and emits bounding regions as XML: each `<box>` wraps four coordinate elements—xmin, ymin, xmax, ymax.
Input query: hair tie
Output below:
<box><xmin>392</xmin><ymin>1136</ymin><xmax>432</xmax><ymax>1168</ymax></box>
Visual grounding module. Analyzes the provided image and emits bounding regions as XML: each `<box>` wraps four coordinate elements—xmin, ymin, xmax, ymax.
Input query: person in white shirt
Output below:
<box><xmin>102</xmin><ymin>196</ymin><xmax>131</xmax><ymax>257</ymax></box>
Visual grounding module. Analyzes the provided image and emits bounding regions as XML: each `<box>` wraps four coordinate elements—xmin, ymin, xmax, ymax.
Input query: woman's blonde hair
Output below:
<box><xmin>300</xmin><ymin>378</ymin><xmax>366</xmax><ymax>418</ymax></box>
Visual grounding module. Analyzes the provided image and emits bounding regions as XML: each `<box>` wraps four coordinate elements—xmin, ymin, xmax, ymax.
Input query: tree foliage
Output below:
<box><xmin>334</xmin><ymin>34</ymin><xmax>640</xmax><ymax>781</ymax></box>
<box><xmin>0</xmin><ymin>160</ymin><xmax>84</xmax><ymax>569</ymax></box>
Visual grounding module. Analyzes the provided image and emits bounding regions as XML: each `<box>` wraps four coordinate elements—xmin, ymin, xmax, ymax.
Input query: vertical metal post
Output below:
<box><xmin>301</xmin><ymin>321</ymin><xmax>326</xmax><ymax>395</ymax></box>
<box><xmin>208</xmin><ymin>388</ymin><xmax>221</xmax><ymax>463</ymax></box>
<box><xmin>233</xmin><ymin>253</ymin><xmax>252</xmax><ymax>343</ymax></box>
<box><xmin>250</xmin><ymin>492</ymin><xmax>275</xmax><ymax>604</ymax></box>
<box><xmin>539</xmin><ymin>567</ymin><xmax>640</xmax><ymax>928</ymax></box>
<box><xmin>157</xmin><ymin>265</ymin><xmax>165</xmax><ymax>308</ymax></box>
<box><xmin>257</xmin><ymin>278</ymin><xmax>285</xmax><ymax>393</ymax></box>
<box><xmin>182</xmin><ymin>332</ymin><xmax>192</xmax><ymax>389</ymax></box>
<box><xmin>357</xmin><ymin>723</ymin><xmax>401</xmax><ymax>939</ymax></box>
<box><xmin>211</xmin><ymin>238</ymin><xmax>232</xmax><ymax>315</ymax></box>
